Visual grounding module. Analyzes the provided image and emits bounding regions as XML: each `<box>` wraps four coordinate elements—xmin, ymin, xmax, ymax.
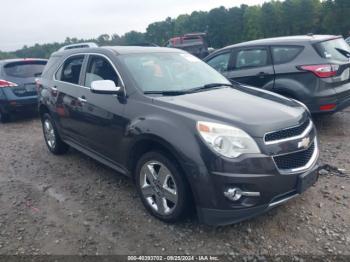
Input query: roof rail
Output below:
<box><xmin>58</xmin><ymin>42</ymin><xmax>98</xmax><ymax>51</ymax></box>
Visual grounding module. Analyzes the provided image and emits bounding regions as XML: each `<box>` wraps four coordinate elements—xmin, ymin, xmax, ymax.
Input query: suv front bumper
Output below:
<box><xmin>197</xmin><ymin>164</ymin><xmax>319</xmax><ymax>226</ymax></box>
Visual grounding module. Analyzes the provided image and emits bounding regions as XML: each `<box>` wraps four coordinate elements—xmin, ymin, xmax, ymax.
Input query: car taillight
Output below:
<box><xmin>299</xmin><ymin>64</ymin><xmax>339</xmax><ymax>78</ymax></box>
<box><xmin>0</xmin><ymin>79</ymin><xmax>18</xmax><ymax>88</ymax></box>
<box><xmin>320</xmin><ymin>104</ymin><xmax>336</xmax><ymax>111</ymax></box>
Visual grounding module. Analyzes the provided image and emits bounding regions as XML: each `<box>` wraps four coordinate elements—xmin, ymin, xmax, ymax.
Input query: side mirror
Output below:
<box><xmin>90</xmin><ymin>80</ymin><xmax>122</xmax><ymax>95</ymax></box>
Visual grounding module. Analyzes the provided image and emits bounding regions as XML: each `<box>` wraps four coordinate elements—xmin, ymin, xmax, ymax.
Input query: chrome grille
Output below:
<box><xmin>265</xmin><ymin>119</ymin><xmax>310</xmax><ymax>143</ymax></box>
<box><xmin>273</xmin><ymin>139</ymin><xmax>318</xmax><ymax>174</ymax></box>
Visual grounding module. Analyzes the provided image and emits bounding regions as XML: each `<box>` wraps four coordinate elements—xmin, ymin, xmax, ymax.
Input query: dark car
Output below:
<box><xmin>37</xmin><ymin>46</ymin><xmax>319</xmax><ymax>225</ymax></box>
<box><xmin>0</xmin><ymin>58</ymin><xmax>47</xmax><ymax>122</ymax></box>
<box><xmin>204</xmin><ymin>35</ymin><xmax>350</xmax><ymax>114</ymax></box>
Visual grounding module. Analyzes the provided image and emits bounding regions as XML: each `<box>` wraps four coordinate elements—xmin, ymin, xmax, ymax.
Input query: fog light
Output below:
<box><xmin>224</xmin><ymin>187</ymin><xmax>261</xmax><ymax>202</ymax></box>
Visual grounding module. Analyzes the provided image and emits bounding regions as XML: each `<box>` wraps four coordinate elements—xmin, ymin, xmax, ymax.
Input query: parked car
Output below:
<box><xmin>37</xmin><ymin>46</ymin><xmax>319</xmax><ymax>225</ymax></box>
<box><xmin>0</xmin><ymin>58</ymin><xmax>47</xmax><ymax>122</ymax></box>
<box><xmin>204</xmin><ymin>35</ymin><xmax>350</xmax><ymax>114</ymax></box>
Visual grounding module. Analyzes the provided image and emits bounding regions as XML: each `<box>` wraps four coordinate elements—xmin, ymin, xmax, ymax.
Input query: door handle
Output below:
<box><xmin>78</xmin><ymin>96</ymin><xmax>87</xmax><ymax>103</ymax></box>
<box><xmin>257</xmin><ymin>72</ymin><xmax>269</xmax><ymax>78</ymax></box>
<box><xmin>50</xmin><ymin>86</ymin><xmax>58</xmax><ymax>97</ymax></box>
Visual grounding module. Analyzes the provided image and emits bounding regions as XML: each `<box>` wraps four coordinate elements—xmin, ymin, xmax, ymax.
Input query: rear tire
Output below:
<box><xmin>135</xmin><ymin>151</ymin><xmax>191</xmax><ymax>223</ymax></box>
<box><xmin>42</xmin><ymin>113</ymin><xmax>69</xmax><ymax>155</ymax></box>
<box><xmin>0</xmin><ymin>110</ymin><xmax>11</xmax><ymax>123</ymax></box>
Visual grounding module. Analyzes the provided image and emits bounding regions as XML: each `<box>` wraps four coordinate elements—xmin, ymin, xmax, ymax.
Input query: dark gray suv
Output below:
<box><xmin>38</xmin><ymin>46</ymin><xmax>319</xmax><ymax>225</ymax></box>
<box><xmin>205</xmin><ymin>35</ymin><xmax>350</xmax><ymax>114</ymax></box>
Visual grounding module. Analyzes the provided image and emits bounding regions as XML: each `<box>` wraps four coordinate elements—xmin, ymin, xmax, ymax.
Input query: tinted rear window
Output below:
<box><xmin>314</xmin><ymin>38</ymin><xmax>350</xmax><ymax>62</ymax></box>
<box><xmin>272</xmin><ymin>46</ymin><xmax>303</xmax><ymax>64</ymax></box>
<box><xmin>4</xmin><ymin>61</ymin><xmax>47</xmax><ymax>78</ymax></box>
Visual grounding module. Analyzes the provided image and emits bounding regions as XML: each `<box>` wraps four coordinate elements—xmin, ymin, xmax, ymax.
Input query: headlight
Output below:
<box><xmin>196</xmin><ymin>121</ymin><xmax>260</xmax><ymax>158</ymax></box>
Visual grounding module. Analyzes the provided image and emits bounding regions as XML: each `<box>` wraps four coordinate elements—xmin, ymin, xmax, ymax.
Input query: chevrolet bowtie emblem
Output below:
<box><xmin>298</xmin><ymin>137</ymin><xmax>310</xmax><ymax>149</ymax></box>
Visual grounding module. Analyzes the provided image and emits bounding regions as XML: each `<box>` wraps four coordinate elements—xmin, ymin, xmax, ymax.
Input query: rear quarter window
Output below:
<box><xmin>314</xmin><ymin>38</ymin><xmax>350</xmax><ymax>62</ymax></box>
<box><xmin>271</xmin><ymin>46</ymin><xmax>303</xmax><ymax>64</ymax></box>
<box><xmin>56</xmin><ymin>55</ymin><xmax>84</xmax><ymax>84</ymax></box>
<box><xmin>42</xmin><ymin>56</ymin><xmax>61</xmax><ymax>77</ymax></box>
<box><xmin>4</xmin><ymin>61</ymin><xmax>47</xmax><ymax>78</ymax></box>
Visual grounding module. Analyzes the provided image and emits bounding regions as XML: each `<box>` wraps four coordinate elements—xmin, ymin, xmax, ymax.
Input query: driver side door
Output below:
<box><xmin>75</xmin><ymin>54</ymin><xmax>128</xmax><ymax>162</ymax></box>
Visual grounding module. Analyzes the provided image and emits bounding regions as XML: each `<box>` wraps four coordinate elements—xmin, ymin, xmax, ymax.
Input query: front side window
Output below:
<box><xmin>84</xmin><ymin>56</ymin><xmax>119</xmax><ymax>88</ymax></box>
<box><xmin>58</xmin><ymin>56</ymin><xmax>84</xmax><ymax>84</ymax></box>
<box><xmin>120</xmin><ymin>52</ymin><xmax>230</xmax><ymax>93</ymax></box>
<box><xmin>235</xmin><ymin>49</ymin><xmax>268</xmax><ymax>69</ymax></box>
<box><xmin>272</xmin><ymin>46</ymin><xmax>303</xmax><ymax>64</ymax></box>
<box><xmin>207</xmin><ymin>52</ymin><xmax>231</xmax><ymax>73</ymax></box>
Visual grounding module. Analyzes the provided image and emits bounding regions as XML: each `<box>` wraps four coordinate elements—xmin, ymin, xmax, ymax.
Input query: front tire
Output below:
<box><xmin>135</xmin><ymin>151</ymin><xmax>191</xmax><ymax>223</ymax></box>
<box><xmin>42</xmin><ymin>113</ymin><xmax>69</xmax><ymax>155</ymax></box>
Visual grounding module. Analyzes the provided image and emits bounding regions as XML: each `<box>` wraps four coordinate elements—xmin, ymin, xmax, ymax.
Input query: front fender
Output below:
<box><xmin>126</xmin><ymin>115</ymin><xmax>204</xmax><ymax>170</ymax></box>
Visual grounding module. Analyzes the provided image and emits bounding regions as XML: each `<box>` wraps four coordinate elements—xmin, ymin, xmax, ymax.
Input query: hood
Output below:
<box><xmin>152</xmin><ymin>86</ymin><xmax>307</xmax><ymax>138</ymax></box>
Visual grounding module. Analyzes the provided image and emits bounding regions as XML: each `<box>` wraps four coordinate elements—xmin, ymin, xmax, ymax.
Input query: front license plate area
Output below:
<box><xmin>297</xmin><ymin>169</ymin><xmax>318</xmax><ymax>194</ymax></box>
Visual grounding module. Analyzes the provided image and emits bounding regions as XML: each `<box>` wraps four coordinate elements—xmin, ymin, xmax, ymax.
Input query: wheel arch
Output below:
<box><xmin>273</xmin><ymin>78</ymin><xmax>310</xmax><ymax>102</ymax></box>
<box><xmin>127</xmin><ymin>134</ymin><xmax>186</xmax><ymax>180</ymax></box>
<box><xmin>38</xmin><ymin>103</ymin><xmax>50</xmax><ymax>118</ymax></box>
<box><xmin>128</xmin><ymin>134</ymin><xmax>196</xmax><ymax>215</ymax></box>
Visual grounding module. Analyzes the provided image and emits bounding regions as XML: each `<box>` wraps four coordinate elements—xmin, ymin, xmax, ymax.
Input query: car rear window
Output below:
<box><xmin>314</xmin><ymin>38</ymin><xmax>350</xmax><ymax>62</ymax></box>
<box><xmin>272</xmin><ymin>46</ymin><xmax>303</xmax><ymax>64</ymax></box>
<box><xmin>4</xmin><ymin>60</ymin><xmax>47</xmax><ymax>78</ymax></box>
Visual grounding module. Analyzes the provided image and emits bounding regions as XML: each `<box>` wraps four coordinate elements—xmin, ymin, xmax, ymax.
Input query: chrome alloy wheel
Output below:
<box><xmin>139</xmin><ymin>161</ymin><xmax>178</xmax><ymax>215</ymax></box>
<box><xmin>43</xmin><ymin>119</ymin><xmax>56</xmax><ymax>149</ymax></box>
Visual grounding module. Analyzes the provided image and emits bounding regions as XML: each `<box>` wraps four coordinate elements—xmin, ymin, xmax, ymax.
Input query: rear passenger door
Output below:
<box><xmin>227</xmin><ymin>47</ymin><xmax>275</xmax><ymax>89</ymax></box>
<box><xmin>53</xmin><ymin>55</ymin><xmax>86</xmax><ymax>142</ymax></box>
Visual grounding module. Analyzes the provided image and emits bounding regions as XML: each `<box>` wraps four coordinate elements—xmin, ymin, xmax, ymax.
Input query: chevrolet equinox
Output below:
<box><xmin>37</xmin><ymin>46</ymin><xmax>319</xmax><ymax>225</ymax></box>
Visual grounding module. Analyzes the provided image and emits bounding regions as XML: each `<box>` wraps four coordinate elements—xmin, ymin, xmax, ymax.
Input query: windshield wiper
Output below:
<box><xmin>143</xmin><ymin>83</ymin><xmax>233</xmax><ymax>96</ymax></box>
<box><xmin>186</xmin><ymin>83</ymin><xmax>233</xmax><ymax>93</ymax></box>
<box><xmin>143</xmin><ymin>90</ymin><xmax>188</xmax><ymax>96</ymax></box>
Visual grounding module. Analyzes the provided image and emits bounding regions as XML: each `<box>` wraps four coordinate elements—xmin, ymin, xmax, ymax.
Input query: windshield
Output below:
<box><xmin>315</xmin><ymin>38</ymin><xmax>350</xmax><ymax>62</ymax></box>
<box><xmin>119</xmin><ymin>52</ymin><xmax>230</xmax><ymax>93</ymax></box>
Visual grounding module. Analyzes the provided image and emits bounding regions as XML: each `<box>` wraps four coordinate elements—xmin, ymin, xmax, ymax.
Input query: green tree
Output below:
<box><xmin>243</xmin><ymin>6</ymin><xmax>263</xmax><ymax>40</ymax></box>
<box><xmin>124</xmin><ymin>31</ymin><xmax>146</xmax><ymax>45</ymax></box>
<box><xmin>207</xmin><ymin>7</ymin><xmax>230</xmax><ymax>48</ymax></box>
<box><xmin>260</xmin><ymin>1</ymin><xmax>284</xmax><ymax>37</ymax></box>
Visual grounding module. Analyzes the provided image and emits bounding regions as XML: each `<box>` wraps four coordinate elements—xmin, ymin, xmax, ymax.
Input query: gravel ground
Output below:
<box><xmin>0</xmin><ymin>110</ymin><xmax>349</xmax><ymax>257</ymax></box>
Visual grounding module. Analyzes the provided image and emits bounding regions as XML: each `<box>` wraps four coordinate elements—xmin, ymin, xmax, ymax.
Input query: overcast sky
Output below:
<box><xmin>0</xmin><ymin>0</ymin><xmax>268</xmax><ymax>51</ymax></box>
